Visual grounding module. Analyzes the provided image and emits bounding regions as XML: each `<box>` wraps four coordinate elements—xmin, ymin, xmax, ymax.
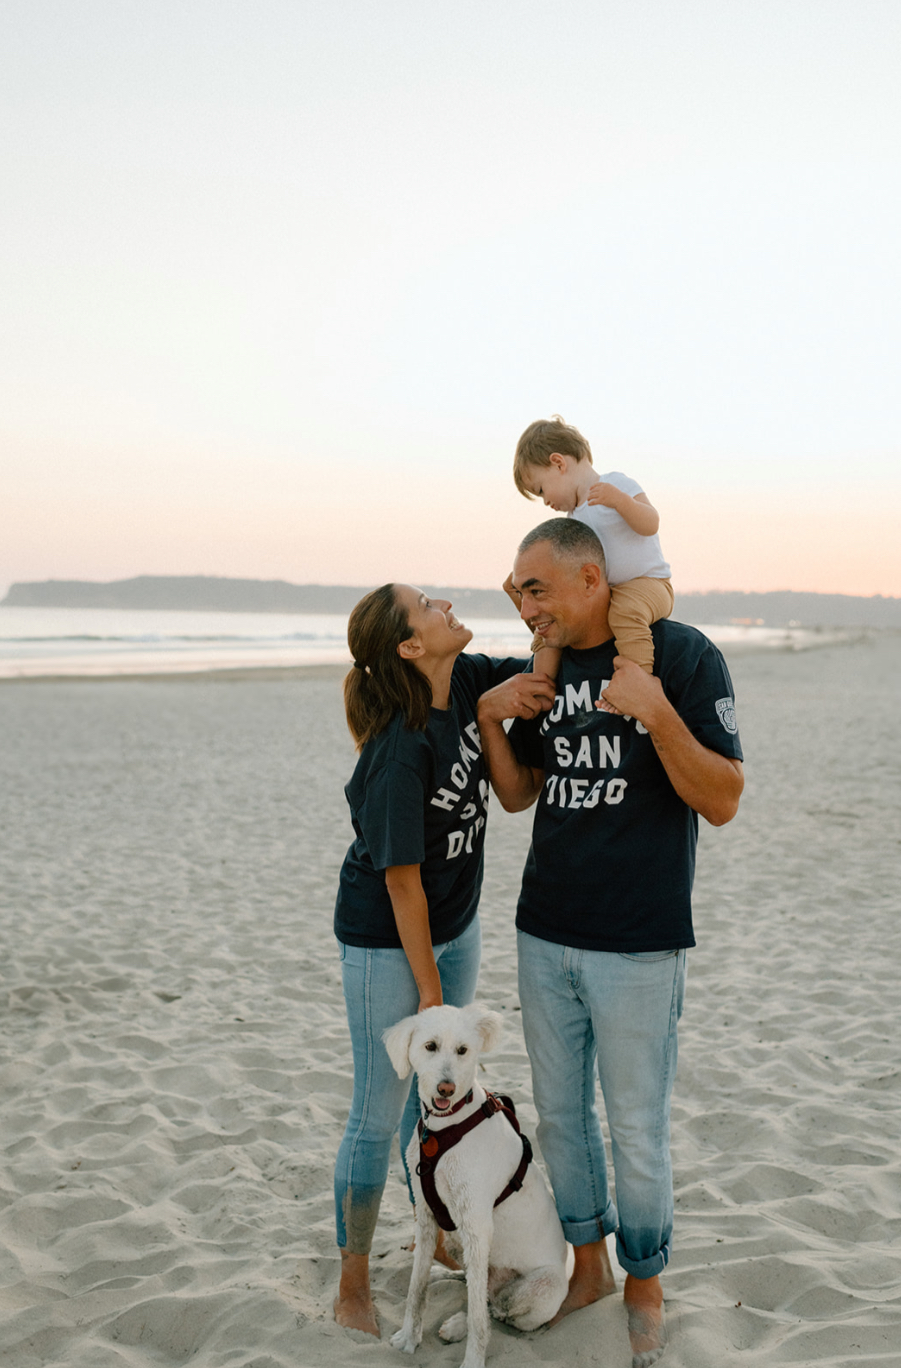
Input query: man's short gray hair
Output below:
<box><xmin>518</xmin><ymin>518</ymin><xmax>607</xmax><ymax>578</ymax></box>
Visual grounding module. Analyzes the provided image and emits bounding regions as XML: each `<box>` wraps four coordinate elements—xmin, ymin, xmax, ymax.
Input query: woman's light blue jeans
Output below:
<box><xmin>334</xmin><ymin>916</ymin><xmax>481</xmax><ymax>1254</ymax></box>
<box><xmin>517</xmin><ymin>930</ymin><xmax>686</xmax><ymax>1279</ymax></box>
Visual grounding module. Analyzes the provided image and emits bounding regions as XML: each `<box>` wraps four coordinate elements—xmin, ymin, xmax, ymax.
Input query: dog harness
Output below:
<box><xmin>416</xmin><ymin>1091</ymin><xmax>533</xmax><ymax>1233</ymax></box>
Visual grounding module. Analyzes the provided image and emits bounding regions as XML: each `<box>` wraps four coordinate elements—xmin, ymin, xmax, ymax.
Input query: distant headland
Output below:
<box><xmin>3</xmin><ymin>576</ymin><xmax>900</xmax><ymax>628</ymax></box>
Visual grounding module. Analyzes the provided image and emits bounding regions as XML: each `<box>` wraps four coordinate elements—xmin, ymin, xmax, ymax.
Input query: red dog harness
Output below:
<box><xmin>416</xmin><ymin>1091</ymin><xmax>533</xmax><ymax>1233</ymax></box>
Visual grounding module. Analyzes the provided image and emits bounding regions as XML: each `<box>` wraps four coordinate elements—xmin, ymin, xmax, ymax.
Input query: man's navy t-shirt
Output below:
<box><xmin>511</xmin><ymin>621</ymin><xmax>743</xmax><ymax>953</ymax></box>
<box><xmin>335</xmin><ymin>652</ymin><xmax>525</xmax><ymax>949</ymax></box>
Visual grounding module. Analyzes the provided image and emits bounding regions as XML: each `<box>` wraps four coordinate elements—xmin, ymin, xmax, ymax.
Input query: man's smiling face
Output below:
<box><xmin>512</xmin><ymin>540</ymin><xmax>611</xmax><ymax>652</ymax></box>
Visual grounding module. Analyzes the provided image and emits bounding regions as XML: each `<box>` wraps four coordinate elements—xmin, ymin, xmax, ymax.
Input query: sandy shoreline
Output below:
<box><xmin>1</xmin><ymin>635</ymin><xmax>899</xmax><ymax>1366</ymax></box>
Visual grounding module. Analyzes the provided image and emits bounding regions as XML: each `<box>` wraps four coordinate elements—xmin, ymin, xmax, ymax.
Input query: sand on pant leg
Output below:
<box><xmin>0</xmin><ymin>638</ymin><xmax>899</xmax><ymax>1367</ymax></box>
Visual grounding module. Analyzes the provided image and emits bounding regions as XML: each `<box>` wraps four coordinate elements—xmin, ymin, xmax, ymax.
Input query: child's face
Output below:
<box><xmin>522</xmin><ymin>454</ymin><xmax>583</xmax><ymax>513</ymax></box>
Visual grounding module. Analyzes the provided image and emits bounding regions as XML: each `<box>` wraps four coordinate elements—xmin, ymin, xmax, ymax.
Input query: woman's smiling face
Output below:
<box><xmin>393</xmin><ymin>585</ymin><xmax>473</xmax><ymax>660</ymax></box>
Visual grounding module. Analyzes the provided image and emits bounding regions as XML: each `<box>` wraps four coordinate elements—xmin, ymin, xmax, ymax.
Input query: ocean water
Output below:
<box><xmin>0</xmin><ymin>607</ymin><xmax>528</xmax><ymax>677</ymax></box>
<box><xmin>0</xmin><ymin>605</ymin><xmax>848</xmax><ymax>679</ymax></box>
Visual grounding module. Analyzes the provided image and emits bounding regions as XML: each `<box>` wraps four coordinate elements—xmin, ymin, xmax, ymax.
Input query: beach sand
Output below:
<box><xmin>1</xmin><ymin>633</ymin><xmax>899</xmax><ymax>1367</ymax></box>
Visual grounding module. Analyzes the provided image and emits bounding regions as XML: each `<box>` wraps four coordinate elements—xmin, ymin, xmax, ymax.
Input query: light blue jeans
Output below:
<box><xmin>517</xmin><ymin>930</ymin><xmax>687</xmax><ymax>1279</ymax></box>
<box><xmin>334</xmin><ymin>916</ymin><xmax>481</xmax><ymax>1254</ymax></box>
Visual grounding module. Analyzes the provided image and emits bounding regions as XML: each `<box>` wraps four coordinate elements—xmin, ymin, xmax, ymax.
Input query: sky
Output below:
<box><xmin>2</xmin><ymin>0</ymin><xmax>899</xmax><ymax>598</ymax></box>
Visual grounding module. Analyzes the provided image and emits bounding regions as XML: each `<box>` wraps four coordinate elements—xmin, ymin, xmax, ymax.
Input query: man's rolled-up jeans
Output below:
<box><xmin>517</xmin><ymin>930</ymin><xmax>686</xmax><ymax>1279</ymax></box>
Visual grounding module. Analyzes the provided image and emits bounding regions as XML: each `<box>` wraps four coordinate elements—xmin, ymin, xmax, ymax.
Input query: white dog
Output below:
<box><xmin>383</xmin><ymin>1003</ymin><xmax>568</xmax><ymax>1368</ymax></box>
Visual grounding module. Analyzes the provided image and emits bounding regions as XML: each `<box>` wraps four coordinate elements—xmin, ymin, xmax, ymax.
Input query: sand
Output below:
<box><xmin>1</xmin><ymin>633</ymin><xmax>899</xmax><ymax>1368</ymax></box>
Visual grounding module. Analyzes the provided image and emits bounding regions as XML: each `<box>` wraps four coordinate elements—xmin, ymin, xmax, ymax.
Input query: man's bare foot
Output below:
<box><xmin>403</xmin><ymin>1219</ymin><xmax>461</xmax><ymax>1271</ymax></box>
<box><xmin>624</xmin><ymin>1273</ymin><xmax>666</xmax><ymax>1367</ymax></box>
<box><xmin>434</xmin><ymin>1230</ymin><xmax>461</xmax><ymax>1271</ymax></box>
<box><xmin>334</xmin><ymin>1250</ymin><xmax>380</xmax><ymax>1337</ymax></box>
<box><xmin>548</xmin><ymin>1239</ymin><xmax>617</xmax><ymax>1326</ymax></box>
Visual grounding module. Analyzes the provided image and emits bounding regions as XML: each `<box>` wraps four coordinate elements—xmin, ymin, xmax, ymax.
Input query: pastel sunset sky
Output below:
<box><xmin>2</xmin><ymin>1</ymin><xmax>899</xmax><ymax>598</ymax></box>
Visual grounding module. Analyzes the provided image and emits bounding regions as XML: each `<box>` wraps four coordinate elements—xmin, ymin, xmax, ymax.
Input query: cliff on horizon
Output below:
<box><xmin>3</xmin><ymin>575</ymin><xmax>900</xmax><ymax>628</ymax></box>
<box><xmin>0</xmin><ymin>576</ymin><xmax>509</xmax><ymax>617</ymax></box>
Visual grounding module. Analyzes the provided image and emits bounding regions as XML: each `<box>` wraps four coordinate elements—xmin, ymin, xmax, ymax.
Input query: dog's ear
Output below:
<box><xmin>382</xmin><ymin>1014</ymin><xmax>419</xmax><ymax>1079</ymax></box>
<box><xmin>469</xmin><ymin>1006</ymin><xmax>504</xmax><ymax>1054</ymax></box>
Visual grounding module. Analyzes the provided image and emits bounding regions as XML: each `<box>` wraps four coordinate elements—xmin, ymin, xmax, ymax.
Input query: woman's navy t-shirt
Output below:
<box><xmin>335</xmin><ymin>652</ymin><xmax>525</xmax><ymax>949</ymax></box>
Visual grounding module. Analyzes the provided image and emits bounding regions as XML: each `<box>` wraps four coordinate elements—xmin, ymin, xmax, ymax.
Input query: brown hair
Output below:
<box><xmin>343</xmin><ymin>584</ymin><xmax>433</xmax><ymax>751</ymax></box>
<box><xmin>513</xmin><ymin>415</ymin><xmax>593</xmax><ymax>498</ymax></box>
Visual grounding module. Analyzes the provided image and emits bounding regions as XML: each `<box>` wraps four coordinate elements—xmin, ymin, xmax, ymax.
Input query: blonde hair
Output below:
<box><xmin>343</xmin><ymin>584</ymin><xmax>433</xmax><ymax>751</ymax></box>
<box><xmin>513</xmin><ymin>415</ymin><xmax>593</xmax><ymax>498</ymax></box>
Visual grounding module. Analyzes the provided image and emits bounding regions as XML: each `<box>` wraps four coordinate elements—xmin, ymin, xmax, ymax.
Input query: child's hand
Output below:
<box><xmin>586</xmin><ymin>481</ymin><xmax>622</xmax><ymax>509</ymax></box>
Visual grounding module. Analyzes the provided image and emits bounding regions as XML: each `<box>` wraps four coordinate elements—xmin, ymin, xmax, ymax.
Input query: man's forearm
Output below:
<box><xmin>475</xmin><ymin>672</ymin><xmax>555</xmax><ymax>812</ymax></box>
<box><xmin>477</xmin><ymin>712</ymin><xmax>543</xmax><ymax>813</ymax></box>
<box><xmin>647</xmin><ymin>705</ymin><xmax>743</xmax><ymax>826</ymax></box>
<box><xmin>601</xmin><ymin>658</ymin><xmax>743</xmax><ymax>826</ymax></box>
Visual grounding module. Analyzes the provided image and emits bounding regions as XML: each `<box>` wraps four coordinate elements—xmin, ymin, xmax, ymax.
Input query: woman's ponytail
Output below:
<box><xmin>343</xmin><ymin>585</ymin><xmax>432</xmax><ymax>750</ymax></box>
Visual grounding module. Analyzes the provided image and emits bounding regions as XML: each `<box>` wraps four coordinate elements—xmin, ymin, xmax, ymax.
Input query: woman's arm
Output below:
<box><xmin>384</xmin><ymin>864</ymin><xmax>442</xmax><ymax>1011</ymax></box>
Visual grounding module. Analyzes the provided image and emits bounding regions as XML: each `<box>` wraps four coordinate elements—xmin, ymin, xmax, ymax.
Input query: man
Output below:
<box><xmin>477</xmin><ymin>518</ymin><xmax>743</xmax><ymax>1367</ymax></box>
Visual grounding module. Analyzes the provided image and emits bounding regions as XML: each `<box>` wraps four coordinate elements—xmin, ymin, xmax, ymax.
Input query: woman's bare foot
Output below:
<box><xmin>334</xmin><ymin>1250</ymin><xmax>380</xmax><ymax>1337</ymax></box>
<box><xmin>548</xmin><ymin>1239</ymin><xmax>617</xmax><ymax>1326</ymax></box>
<box><xmin>624</xmin><ymin>1273</ymin><xmax>666</xmax><ymax>1367</ymax></box>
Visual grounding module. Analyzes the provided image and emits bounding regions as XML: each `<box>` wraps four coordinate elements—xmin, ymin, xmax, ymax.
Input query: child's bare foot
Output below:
<box><xmin>624</xmin><ymin>1273</ymin><xmax>666</xmax><ymax>1367</ymax></box>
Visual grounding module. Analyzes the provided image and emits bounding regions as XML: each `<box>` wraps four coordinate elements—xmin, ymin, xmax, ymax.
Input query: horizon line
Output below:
<box><xmin>2</xmin><ymin>575</ymin><xmax>900</xmax><ymax>605</ymax></box>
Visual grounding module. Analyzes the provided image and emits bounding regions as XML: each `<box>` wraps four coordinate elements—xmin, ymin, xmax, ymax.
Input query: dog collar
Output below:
<box><xmin>422</xmin><ymin>1088</ymin><xmax>473</xmax><ymax>1121</ymax></box>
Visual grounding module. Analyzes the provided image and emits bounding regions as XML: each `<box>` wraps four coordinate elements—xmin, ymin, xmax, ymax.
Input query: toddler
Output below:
<box><xmin>506</xmin><ymin>415</ymin><xmax>673</xmax><ymax>675</ymax></box>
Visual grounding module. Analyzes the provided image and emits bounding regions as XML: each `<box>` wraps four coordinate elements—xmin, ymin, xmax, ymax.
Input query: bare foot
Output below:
<box><xmin>624</xmin><ymin>1273</ymin><xmax>666</xmax><ymax>1367</ymax></box>
<box><xmin>334</xmin><ymin>1250</ymin><xmax>380</xmax><ymax>1337</ymax></box>
<box><xmin>548</xmin><ymin>1239</ymin><xmax>617</xmax><ymax>1326</ymax></box>
<box><xmin>333</xmin><ymin>1292</ymin><xmax>379</xmax><ymax>1337</ymax></box>
<box><xmin>434</xmin><ymin>1230</ymin><xmax>461</xmax><ymax>1271</ymax></box>
<box><xmin>402</xmin><ymin>1223</ymin><xmax>461</xmax><ymax>1271</ymax></box>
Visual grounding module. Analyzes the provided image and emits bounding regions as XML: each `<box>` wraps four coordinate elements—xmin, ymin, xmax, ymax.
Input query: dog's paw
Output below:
<box><xmin>438</xmin><ymin>1310</ymin><xmax>468</xmax><ymax>1343</ymax></box>
<box><xmin>390</xmin><ymin>1326</ymin><xmax>421</xmax><ymax>1354</ymax></box>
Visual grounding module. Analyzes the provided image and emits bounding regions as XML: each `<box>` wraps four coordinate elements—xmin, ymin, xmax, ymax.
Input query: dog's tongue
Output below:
<box><xmin>432</xmin><ymin>1097</ymin><xmax>451</xmax><ymax>1112</ymax></box>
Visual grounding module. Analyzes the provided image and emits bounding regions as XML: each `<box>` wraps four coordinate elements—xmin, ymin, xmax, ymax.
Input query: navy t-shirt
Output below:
<box><xmin>335</xmin><ymin>652</ymin><xmax>526</xmax><ymax>949</ymax></box>
<box><xmin>512</xmin><ymin>621</ymin><xmax>743</xmax><ymax>953</ymax></box>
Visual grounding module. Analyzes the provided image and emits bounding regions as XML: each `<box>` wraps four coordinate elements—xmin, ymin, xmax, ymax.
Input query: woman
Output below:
<box><xmin>333</xmin><ymin>583</ymin><xmax>526</xmax><ymax>1336</ymax></box>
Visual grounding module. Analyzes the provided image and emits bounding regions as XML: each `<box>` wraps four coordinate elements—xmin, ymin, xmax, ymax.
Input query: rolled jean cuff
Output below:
<box><xmin>615</xmin><ymin>1233</ymin><xmax>671</xmax><ymax>1280</ymax></box>
<box><xmin>561</xmin><ymin>1197</ymin><xmax>618</xmax><ymax>1248</ymax></box>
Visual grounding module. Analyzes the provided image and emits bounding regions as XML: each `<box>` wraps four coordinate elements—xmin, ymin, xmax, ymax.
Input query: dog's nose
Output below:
<box><xmin>437</xmin><ymin>1080</ymin><xmax>456</xmax><ymax>1097</ymax></box>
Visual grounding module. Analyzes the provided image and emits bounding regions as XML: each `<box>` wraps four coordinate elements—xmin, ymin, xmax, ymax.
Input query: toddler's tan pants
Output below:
<box><xmin>608</xmin><ymin>576</ymin><xmax>674</xmax><ymax>673</ymax></box>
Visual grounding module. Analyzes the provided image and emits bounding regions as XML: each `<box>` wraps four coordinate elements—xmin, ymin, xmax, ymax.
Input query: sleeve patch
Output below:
<box><xmin>715</xmin><ymin>697</ymin><xmax>738</xmax><ymax>734</ymax></box>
